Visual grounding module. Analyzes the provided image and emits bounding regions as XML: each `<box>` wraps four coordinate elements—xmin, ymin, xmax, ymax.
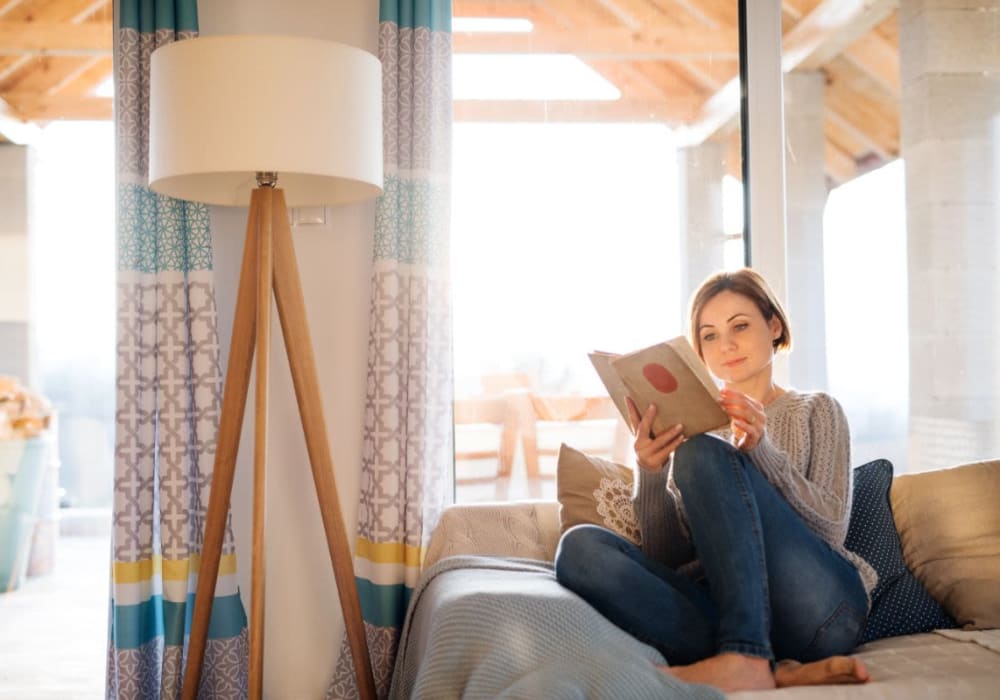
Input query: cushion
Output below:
<box><xmin>844</xmin><ymin>459</ymin><xmax>956</xmax><ymax>643</ymax></box>
<box><xmin>556</xmin><ymin>443</ymin><xmax>641</xmax><ymax>545</ymax></box>
<box><xmin>890</xmin><ymin>459</ymin><xmax>1000</xmax><ymax>629</ymax></box>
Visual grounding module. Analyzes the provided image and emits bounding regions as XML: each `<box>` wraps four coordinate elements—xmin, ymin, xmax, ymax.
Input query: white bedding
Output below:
<box><xmin>730</xmin><ymin>630</ymin><xmax>1000</xmax><ymax>700</ymax></box>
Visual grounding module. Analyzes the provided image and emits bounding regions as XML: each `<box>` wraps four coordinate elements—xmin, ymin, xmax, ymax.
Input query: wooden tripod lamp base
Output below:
<box><xmin>147</xmin><ymin>34</ymin><xmax>384</xmax><ymax>699</ymax></box>
<box><xmin>180</xmin><ymin>186</ymin><xmax>376</xmax><ymax>700</ymax></box>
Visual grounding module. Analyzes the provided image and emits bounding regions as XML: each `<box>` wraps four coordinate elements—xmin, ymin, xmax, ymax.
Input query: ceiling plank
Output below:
<box><xmin>2</xmin><ymin>91</ymin><xmax>110</xmax><ymax>120</ymax></box>
<box><xmin>0</xmin><ymin>20</ymin><xmax>111</xmax><ymax>55</ymax></box>
<box><xmin>841</xmin><ymin>18</ymin><xmax>899</xmax><ymax>98</ymax></box>
<box><xmin>47</xmin><ymin>54</ymin><xmax>109</xmax><ymax>95</ymax></box>
<box><xmin>453</xmin><ymin>25</ymin><xmax>737</xmax><ymax>59</ymax></box>
<box><xmin>679</xmin><ymin>0</ymin><xmax>898</xmax><ymax>146</ymax></box>
<box><xmin>454</xmin><ymin>96</ymin><xmax>699</xmax><ymax>124</ymax></box>
<box><xmin>824</xmin><ymin>139</ymin><xmax>856</xmax><ymax>184</ymax></box>
<box><xmin>826</xmin><ymin>108</ymin><xmax>890</xmax><ymax>162</ymax></box>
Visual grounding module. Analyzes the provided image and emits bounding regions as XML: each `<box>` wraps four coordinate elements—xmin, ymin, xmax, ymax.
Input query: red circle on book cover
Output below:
<box><xmin>643</xmin><ymin>363</ymin><xmax>678</xmax><ymax>393</ymax></box>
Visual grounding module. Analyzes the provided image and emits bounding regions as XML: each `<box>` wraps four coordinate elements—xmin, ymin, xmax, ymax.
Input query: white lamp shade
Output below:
<box><xmin>148</xmin><ymin>34</ymin><xmax>383</xmax><ymax>207</ymax></box>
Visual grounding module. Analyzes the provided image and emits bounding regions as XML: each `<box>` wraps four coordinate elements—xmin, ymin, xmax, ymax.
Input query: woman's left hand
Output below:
<box><xmin>720</xmin><ymin>388</ymin><xmax>766</xmax><ymax>451</ymax></box>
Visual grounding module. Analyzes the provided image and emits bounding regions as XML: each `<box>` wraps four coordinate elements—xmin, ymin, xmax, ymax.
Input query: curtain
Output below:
<box><xmin>108</xmin><ymin>2</ymin><xmax>248</xmax><ymax>697</ymax></box>
<box><xmin>327</xmin><ymin>2</ymin><xmax>454</xmax><ymax>698</ymax></box>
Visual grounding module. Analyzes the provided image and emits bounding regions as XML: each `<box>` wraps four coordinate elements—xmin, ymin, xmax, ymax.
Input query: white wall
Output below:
<box><xmin>199</xmin><ymin>1</ymin><xmax>379</xmax><ymax>697</ymax></box>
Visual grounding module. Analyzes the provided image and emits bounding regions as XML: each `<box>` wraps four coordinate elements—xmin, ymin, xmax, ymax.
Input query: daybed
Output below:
<box><xmin>389</xmin><ymin>455</ymin><xmax>1000</xmax><ymax>699</ymax></box>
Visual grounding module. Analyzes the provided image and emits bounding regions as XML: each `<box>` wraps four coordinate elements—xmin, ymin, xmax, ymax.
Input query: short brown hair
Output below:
<box><xmin>688</xmin><ymin>268</ymin><xmax>792</xmax><ymax>358</ymax></box>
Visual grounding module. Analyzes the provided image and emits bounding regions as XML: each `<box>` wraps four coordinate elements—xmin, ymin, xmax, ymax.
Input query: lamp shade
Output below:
<box><xmin>148</xmin><ymin>34</ymin><xmax>383</xmax><ymax>208</ymax></box>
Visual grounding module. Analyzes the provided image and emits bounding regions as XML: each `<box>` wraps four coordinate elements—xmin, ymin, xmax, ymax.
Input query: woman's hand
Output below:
<box><xmin>720</xmin><ymin>388</ymin><xmax>766</xmax><ymax>451</ymax></box>
<box><xmin>625</xmin><ymin>397</ymin><xmax>685</xmax><ymax>472</ymax></box>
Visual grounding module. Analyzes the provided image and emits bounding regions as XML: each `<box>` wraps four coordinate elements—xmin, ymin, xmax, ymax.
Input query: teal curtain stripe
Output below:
<box><xmin>118</xmin><ymin>183</ymin><xmax>214</xmax><ymax>273</ymax></box>
<box><xmin>357</xmin><ymin>579</ymin><xmax>413</xmax><ymax>628</ymax></box>
<box><xmin>380</xmin><ymin>0</ymin><xmax>452</xmax><ymax>32</ymax></box>
<box><xmin>111</xmin><ymin>593</ymin><xmax>247</xmax><ymax>650</ymax></box>
<box><xmin>373</xmin><ymin>174</ymin><xmax>450</xmax><ymax>265</ymax></box>
<box><xmin>119</xmin><ymin>0</ymin><xmax>199</xmax><ymax>33</ymax></box>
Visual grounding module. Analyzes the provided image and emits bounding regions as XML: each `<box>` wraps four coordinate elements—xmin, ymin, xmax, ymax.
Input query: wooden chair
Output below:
<box><xmin>521</xmin><ymin>394</ymin><xmax>632</xmax><ymax>497</ymax></box>
<box><xmin>453</xmin><ymin>396</ymin><xmax>518</xmax><ymax>500</ymax></box>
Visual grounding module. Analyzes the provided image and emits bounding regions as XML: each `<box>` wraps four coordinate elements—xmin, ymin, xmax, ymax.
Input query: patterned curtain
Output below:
<box><xmin>327</xmin><ymin>1</ymin><xmax>453</xmax><ymax>698</ymax></box>
<box><xmin>108</xmin><ymin>2</ymin><xmax>248</xmax><ymax>697</ymax></box>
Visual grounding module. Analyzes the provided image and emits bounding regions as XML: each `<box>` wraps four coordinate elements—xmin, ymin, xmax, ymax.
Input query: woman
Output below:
<box><xmin>555</xmin><ymin>268</ymin><xmax>877</xmax><ymax>692</ymax></box>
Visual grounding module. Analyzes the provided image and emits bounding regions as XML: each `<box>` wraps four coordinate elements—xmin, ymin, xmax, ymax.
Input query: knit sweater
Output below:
<box><xmin>633</xmin><ymin>389</ymin><xmax>878</xmax><ymax>604</ymax></box>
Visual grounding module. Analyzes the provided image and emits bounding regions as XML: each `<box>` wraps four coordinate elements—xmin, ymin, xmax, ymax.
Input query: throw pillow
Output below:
<box><xmin>556</xmin><ymin>443</ymin><xmax>641</xmax><ymax>545</ymax></box>
<box><xmin>844</xmin><ymin>459</ymin><xmax>956</xmax><ymax>643</ymax></box>
<box><xmin>890</xmin><ymin>459</ymin><xmax>1000</xmax><ymax>630</ymax></box>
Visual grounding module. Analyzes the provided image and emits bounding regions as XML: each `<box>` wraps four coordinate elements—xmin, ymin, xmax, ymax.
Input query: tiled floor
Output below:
<box><xmin>0</xmin><ymin>534</ymin><xmax>109</xmax><ymax>699</ymax></box>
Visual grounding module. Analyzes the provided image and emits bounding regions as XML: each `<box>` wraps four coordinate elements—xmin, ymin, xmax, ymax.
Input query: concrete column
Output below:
<box><xmin>784</xmin><ymin>72</ymin><xmax>828</xmax><ymax>392</ymax></box>
<box><xmin>677</xmin><ymin>141</ymin><xmax>726</xmax><ymax>316</ymax></box>
<box><xmin>900</xmin><ymin>0</ymin><xmax>1000</xmax><ymax>471</ymax></box>
<box><xmin>0</xmin><ymin>145</ymin><xmax>32</xmax><ymax>383</ymax></box>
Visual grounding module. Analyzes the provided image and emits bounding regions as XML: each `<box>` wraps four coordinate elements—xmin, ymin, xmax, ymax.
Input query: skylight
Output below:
<box><xmin>453</xmin><ymin>54</ymin><xmax>621</xmax><ymax>101</ymax></box>
<box><xmin>453</xmin><ymin>17</ymin><xmax>533</xmax><ymax>33</ymax></box>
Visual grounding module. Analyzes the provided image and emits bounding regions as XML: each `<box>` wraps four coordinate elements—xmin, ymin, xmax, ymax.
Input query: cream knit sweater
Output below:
<box><xmin>633</xmin><ymin>389</ymin><xmax>878</xmax><ymax>603</ymax></box>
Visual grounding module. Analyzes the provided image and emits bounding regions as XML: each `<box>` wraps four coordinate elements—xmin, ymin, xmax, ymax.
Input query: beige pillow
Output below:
<box><xmin>556</xmin><ymin>443</ymin><xmax>641</xmax><ymax>545</ymax></box>
<box><xmin>890</xmin><ymin>459</ymin><xmax>1000</xmax><ymax>629</ymax></box>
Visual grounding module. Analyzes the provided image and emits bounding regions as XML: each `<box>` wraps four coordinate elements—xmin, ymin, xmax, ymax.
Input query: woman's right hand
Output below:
<box><xmin>625</xmin><ymin>397</ymin><xmax>685</xmax><ymax>473</ymax></box>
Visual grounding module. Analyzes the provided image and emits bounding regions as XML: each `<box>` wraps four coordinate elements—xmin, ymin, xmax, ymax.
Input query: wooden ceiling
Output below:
<box><xmin>0</xmin><ymin>0</ymin><xmax>899</xmax><ymax>184</ymax></box>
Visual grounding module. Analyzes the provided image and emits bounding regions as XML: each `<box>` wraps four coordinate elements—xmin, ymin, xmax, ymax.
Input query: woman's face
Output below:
<box><xmin>696</xmin><ymin>290</ymin><xmax>782</xmax><ymax>385</ymax></box>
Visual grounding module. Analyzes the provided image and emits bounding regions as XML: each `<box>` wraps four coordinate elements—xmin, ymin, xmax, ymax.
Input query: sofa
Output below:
<box><xmin>389</xmin><ymin>455</ymin><xmax>1000</xmax><ymax>699</ymax></box>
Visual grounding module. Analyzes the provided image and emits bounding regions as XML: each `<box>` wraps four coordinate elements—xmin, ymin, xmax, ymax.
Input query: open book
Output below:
<box><xmin>589</xmin><ymin>336</ymin><xmax>729</xmax><ymax>438</ymax></box>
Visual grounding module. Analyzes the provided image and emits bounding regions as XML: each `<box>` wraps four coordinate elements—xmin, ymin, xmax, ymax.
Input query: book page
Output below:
<box><xmin>607</xmin><ymin>337</ymin><xmax>728</xmax><ymax>438</ymax></box>
<box><xmin>587</xmin><ymin>351</ymin><xmax>632</xmax><ymax>434</ymax></box>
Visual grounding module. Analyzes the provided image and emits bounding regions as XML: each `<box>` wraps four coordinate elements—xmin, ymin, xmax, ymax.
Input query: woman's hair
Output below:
<box><xmin>688</xmin><ymin>268</ymin><xmax>792</xmax><ymax>358</ymax></box>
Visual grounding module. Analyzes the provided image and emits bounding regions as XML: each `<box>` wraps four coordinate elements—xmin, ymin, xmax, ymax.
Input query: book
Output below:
<box><xmin>589</xmin><ymin>336</ymin><xmax>729</xmax><ymax>439</ymax></box>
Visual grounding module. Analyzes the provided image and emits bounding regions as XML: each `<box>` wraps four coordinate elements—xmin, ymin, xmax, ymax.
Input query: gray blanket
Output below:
<box><xmin>388</xmin><ymin>555</ymin><xmax>725</xmax><ymax>700</ymax></box>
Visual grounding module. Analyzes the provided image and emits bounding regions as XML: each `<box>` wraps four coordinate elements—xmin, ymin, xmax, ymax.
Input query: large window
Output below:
<box><xmin>31</xmin><ymin>122</ymin><xmax>116</xmax><ymax>508</ymax></box>
<box><xmin>451</xmin><ymin>3</ymin><xmax>744</xmax><ymax>500</ymax></box>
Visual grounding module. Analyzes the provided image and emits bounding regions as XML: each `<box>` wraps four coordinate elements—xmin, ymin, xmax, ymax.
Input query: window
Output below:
<box><xmin>451</xmin><ymin>5</ymin><xmax>744</xmax><ymax>500</ymax></box>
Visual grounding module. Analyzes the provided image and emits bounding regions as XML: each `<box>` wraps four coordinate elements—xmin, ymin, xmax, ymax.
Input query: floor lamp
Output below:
<box><xmin>148</xmin><ymin>35</ymin><xmax>382</xmax><ymax>700</ymax></box>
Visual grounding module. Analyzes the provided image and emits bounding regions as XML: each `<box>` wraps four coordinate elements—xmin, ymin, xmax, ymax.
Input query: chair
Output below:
<box><xmin>453</xmin><ymin>396</ymin><xmax>518</xmax><ymax>500</ymax></box>
<box><xmin>521</xmin><ymin>395</ymin><xmax>632</xmax><ymax>498</ymax></box>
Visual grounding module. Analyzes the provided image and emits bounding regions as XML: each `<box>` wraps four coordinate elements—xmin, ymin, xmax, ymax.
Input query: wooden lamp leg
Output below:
<box><xmin>182</xmin><ymin>191</ymin><xmax>261</xmax><ymax>699</ymax></box>
<box><xmin>271</xmin><ymin>191</ymin><xmax>377</xmax><ymax>699</ymax></box>
<box><xmin>248</xmin><ymin>187</ymin><xmax>274</xmax><ymax>699</ymax></box>
<box><xmin>182</xmin><ymin>187</ymin><xmax>376</xmax><ymax>700</ymax></box>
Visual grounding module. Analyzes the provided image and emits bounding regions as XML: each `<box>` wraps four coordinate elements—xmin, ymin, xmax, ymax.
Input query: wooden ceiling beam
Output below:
<box><xmin>454</xmin><ymin>96</ymin><xmax>698</xmax><ymax>124</ymax></box>
<box><xmin>454</xmin><ymin>26</ymin><xmax>737</xmax><ymax>59</ymax></box>
<box><xmin>786</xmin><ymin>0</ymin><xmax>897</xmax><ymax>71</ymax></box>
<box><xmin>0</xmin><ymin>20</ymin><xmax>112</xmax><ymax>55</ymax></box>
<box><xmin>679</xmin><ymin>0</ymin><xmax>898</xmax><ymax>146</ymax></box>
<box><xmin>1</xmin><ymin>91</ymin><xmax>110</xmax><ymax>120</ymax></box>
<box><xmin>0</xmin><ymin>1</ymin><xmax>25</xmax><ymax>20</ymax></box>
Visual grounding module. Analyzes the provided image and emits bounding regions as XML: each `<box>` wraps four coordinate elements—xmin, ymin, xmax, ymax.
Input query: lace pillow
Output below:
<box><xmin>556</xmin><ymin>443</ymin><xmax>640</xmax><ymax>545</ymax></box>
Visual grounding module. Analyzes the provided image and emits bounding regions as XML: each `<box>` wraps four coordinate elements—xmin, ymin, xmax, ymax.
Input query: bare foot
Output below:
<box><xmin>658</xmin><ymin>653</ymin><xmax>776</xmax><ymax>692</ymax></box>
<box><xmin>774</xmin><ymin>657</ymin><xmax>870</xmax><ymax>687</ymax></box>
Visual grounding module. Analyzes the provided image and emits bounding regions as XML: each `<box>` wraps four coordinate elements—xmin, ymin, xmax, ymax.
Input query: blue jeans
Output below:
<box><xmin>555</xmin><ymin>434</ymin><xmax>867</xmax><ymax>665</ymax></box>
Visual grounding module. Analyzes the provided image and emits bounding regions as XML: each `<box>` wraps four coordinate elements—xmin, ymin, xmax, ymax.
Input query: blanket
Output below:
<box><xmin>388</xmin><ymin>555</ymin><xmax>725</xmax><ymax>700</ymax></box>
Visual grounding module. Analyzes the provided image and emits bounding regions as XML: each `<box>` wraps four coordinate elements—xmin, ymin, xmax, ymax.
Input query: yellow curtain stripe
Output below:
<box><xmin>113</xmin><ymin>553</ymin><xmax>238</xmax><ymax>584</ymax></box>
<box><xmin>355</xmin><ymin>538</ymin><xmax>424</xmax><ymax>568</ymax></box>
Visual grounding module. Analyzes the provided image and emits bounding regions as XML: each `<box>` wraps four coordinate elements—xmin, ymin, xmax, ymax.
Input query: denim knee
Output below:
<box><xmin>797</xmin><ymin>600</ymin><xmax>866</xmax><ymax>661</ymax></box>
<box><xmin>554</xmin><ymin>524</ymin><xmax>617</xmax><ymax>593</ymax></box>
<box><xmin>672</xmin><ymin>433</ymin><xmax>740</xmax><ymax>493</ymax></box>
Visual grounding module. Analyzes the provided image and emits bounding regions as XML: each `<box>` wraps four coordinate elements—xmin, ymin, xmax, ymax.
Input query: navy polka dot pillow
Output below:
<box><xmin>844</xmin><ymin>459</ymin><xmax>957</xmax><ymax>644</ymax></box>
